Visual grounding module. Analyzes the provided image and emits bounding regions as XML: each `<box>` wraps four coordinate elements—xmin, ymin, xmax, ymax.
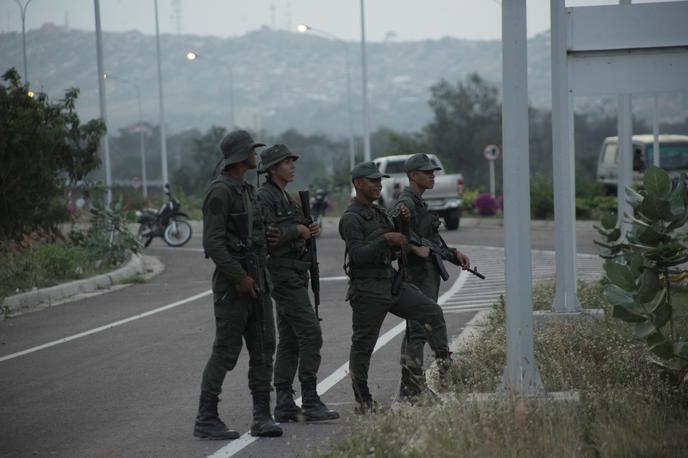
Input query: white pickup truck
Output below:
<box><xmin>373</xmin><ymin>154</ymin><xmax>464</xmax><ymax>230</ymax></box>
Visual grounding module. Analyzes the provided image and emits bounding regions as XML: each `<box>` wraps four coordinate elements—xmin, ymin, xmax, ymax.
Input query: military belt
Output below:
<box><xmin>348</xmin><ymin>267</ymin><xmax>395</xmax><ymax>280</ymax></box>
<box><xmin>268</xmin><ymin>256</ymin><xmax>311</xmax><ymax>272</ymax></box>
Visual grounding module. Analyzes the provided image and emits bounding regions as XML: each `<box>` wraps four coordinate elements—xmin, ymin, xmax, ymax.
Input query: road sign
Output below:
<box><xmin>483</xmin><ymin>144</ymin><xmax>501</xmax><ymax>161</ymax></box>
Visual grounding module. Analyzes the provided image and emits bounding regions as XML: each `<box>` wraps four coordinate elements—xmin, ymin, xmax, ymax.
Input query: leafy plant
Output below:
<box><xmin>0</xmin><ymin>68</ymin><xmax>105</xmax><ymax>243</ymax></box>
<box><xmin>78</xmin><ymin>197</ymin><xmax>141</xmax><ymax>268</ymax></box>
<box><xmin>597</xmin><ymin>166</ymin><xmax>688</xmax><ymax>384</ymax></box>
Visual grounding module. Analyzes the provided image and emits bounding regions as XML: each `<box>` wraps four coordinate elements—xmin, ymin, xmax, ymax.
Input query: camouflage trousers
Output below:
<box><xmin>199</xmin><ymin>290</ymin><xmax>276</xmax><ymax>397</ymax></box>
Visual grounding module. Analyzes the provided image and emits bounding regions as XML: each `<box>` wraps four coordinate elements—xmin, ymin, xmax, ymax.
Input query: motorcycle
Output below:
<box><xmin>136</xmin><ymin>185</ymin><xmax>193</xmax><ymax>248</ymax></box>
<box><xmin>310</xmin><ymin>189</ymin><xmax>329</xmax><ymax>237</ymax></box>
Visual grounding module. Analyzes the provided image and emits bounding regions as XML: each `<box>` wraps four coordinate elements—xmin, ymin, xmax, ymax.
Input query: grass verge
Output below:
<box><xmin>321</xmin><ymin>281</ymin><xmax>688</xmax><ymax>457</ymax></box>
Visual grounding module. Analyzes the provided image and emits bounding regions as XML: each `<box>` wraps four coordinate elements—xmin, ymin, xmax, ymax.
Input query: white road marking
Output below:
<box><xmin>0</xmin><ymin>276</ymin><xmax>347</xmax><ymax>364</ymax></box>
<box><xmin>0</xmin><ymin>290</ymin><xmax>213</xmax><ymax>363</ymax></box>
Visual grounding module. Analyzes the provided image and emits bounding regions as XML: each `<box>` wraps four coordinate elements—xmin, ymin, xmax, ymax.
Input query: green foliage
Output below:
<box><xmin>424</xmin><ymin>73</ymin><xmax>502</xmax><ymax>185</ymax></box>
<box><xmin>596</xmin><ymin>166</ymin><xmax>688</xmax><ymax>381</ymax></box>
<box><xmin>530</xmin><ymin>174</ymin><xmax>554</xmax><ymax>219</ymax></box>
<box><xmin>0</xmin><ymin>197</ymin><xmax>141</xmax><ymax>302</ymax></box>
<box><xmin>80</xmin><ymin>197</ymin><xmax>140</xmax><ymax>267</ymax></box>
<box><xmin>0</xmin><ymin>68</ymin><xmax>105</xmax><ymax>242</ymax></box>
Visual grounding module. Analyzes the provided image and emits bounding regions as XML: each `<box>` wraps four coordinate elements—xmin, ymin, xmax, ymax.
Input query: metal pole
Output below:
<box><xmin>653</xmin><ymin>94</ymin><xmax>660</xmax><ymax>167</ymax></box>
<box><xmin>550</xmin><ymin>0</ymin><xmax>580</xmax><ymax>313</ymax></box>
<box><xmin>489</xmin><ymin>160</ymin><xmax>495</xmax><ymax>198</ymax></box>
<box><xmin>617</xmin><ymin>94</ymin><xmax>633</xmax><ymax>234</ymax></box>
<box><xmin>94</xmin><ymin>0</ymin><xmax>112</xmax><ymax>205</ymax></box>
<box><xmin>154</xmin><ymin>0</ymin><xmax>169</xmax><ymax>188</ymax></box>
<box><xmin>344</xmin><ymin>45</ymin><xmax>356</xmax><ymax>169</ymax></box>
<box><xmin>360</xmin><ymin>0</ymin><xmax>371</xmax><ymax>161</ymax></box>
<box><xmin>500</xmin><ymin>0</ymin><xmax>543</xmax><ymax>395</ymax></box>
<box><xmin>135</xmin><ymin>84</ymin><xmax>148</xmax><ymax>198</ymax></box>
<box><xmin>14</xmin><ymin>0</ymin><xmax>32</xmax><ymax>83</ymax></box>
<box><xmin>228</xmin><ymin>66</ymin><xmax>236</xmax><ymax>128</ymax></box>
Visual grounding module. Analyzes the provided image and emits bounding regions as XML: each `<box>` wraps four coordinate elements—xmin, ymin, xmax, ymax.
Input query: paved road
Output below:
<box><xmin>0</xmin><ymin>218</ymin><xmax>602</xmax><ymax>457</ymax></box>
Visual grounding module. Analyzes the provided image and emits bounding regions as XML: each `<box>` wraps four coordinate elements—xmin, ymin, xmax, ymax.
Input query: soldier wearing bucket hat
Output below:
<box><xmin>338</xmin><ymin>161</ymin><xmax>451</xmax><ymax>413</ymax></box>
<box><xmin>194</xmin><ymin>130</ymin><xmax>282</xmax><ymax>440</ymax></box>
<box><xmin>392</xmin><ymin>153</ymin><xmax>470</xmax><ymax>401</ymax></box>
<box><xmin>257</xmin><ymin>144</ymin><xmax>340</xmax><ymax>423</ymax></box>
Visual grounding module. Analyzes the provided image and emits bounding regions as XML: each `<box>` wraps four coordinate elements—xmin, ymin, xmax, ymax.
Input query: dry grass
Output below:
<box><xmin>321</xmin><ymin>281</ymin><xmax>688</xmax><ymax>458</ymax></box>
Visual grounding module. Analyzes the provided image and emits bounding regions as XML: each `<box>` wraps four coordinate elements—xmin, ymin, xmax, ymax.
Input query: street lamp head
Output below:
<box><xmin>27</xmin><ymin>90</ymin><xmax>35</xmax><ymax>98</ymax></box>
<box><xmin>296</xmin><ymin>24</ymin><xmax>310</xmax><ymax>33</ymax></box>
<box><xmin>103</xmin><ymin>72</ymin><xmax>109</xmax><ymax>80</ymax></box>
<box><xmin>185</xmin><ymin>51</ymin><xmax>199</xmax><ymax>61</ymax></box>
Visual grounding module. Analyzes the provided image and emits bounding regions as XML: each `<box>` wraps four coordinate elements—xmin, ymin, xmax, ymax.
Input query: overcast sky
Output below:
<box><xmin>2</xmin><ymin>0</ymin><xmax>667</xmax><ymax>42</ymax></box>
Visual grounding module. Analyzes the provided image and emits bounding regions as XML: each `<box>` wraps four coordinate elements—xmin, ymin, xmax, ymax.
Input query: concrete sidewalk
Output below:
<box><xmin>2</xmin><ymin>254</ymin><xmax>163</xmax><ymax>319</ymax></box>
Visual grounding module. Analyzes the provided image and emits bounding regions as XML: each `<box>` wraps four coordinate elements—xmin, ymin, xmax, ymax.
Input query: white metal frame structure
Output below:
<box><xmin>549</xmin><ymin>0</ymin><xmax>688</xmax><ymax>313</ymax></box>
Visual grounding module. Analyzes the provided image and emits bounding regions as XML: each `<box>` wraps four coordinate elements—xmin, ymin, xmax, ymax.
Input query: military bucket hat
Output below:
<box><xmin>219</xmin><ymin>130</ymin><xmax>266</xmax><ymax>168</ymax></box>
<box><xmin>351</xmin><ymin>161</ymin><xmax>390</xmax><ymax>180</ymax></box>
<box><xmin>258</xmin><ymin>144</ymin><xmax>300</xmax><ymax>173</ymax></box>
<box><xmin>405</xmin><ymin>153</ymin><xmax>442</xmax><ymax>173</ymax></box>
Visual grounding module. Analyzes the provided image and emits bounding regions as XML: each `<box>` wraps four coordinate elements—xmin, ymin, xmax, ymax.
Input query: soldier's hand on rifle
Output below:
<box><xmin>456</xmin><ymin>250</ymin><xmax>471</xmax><ymax>269</ymax></box>
<box><xmin>384</xmin><ymin>232</ymin><xmax>407</xmax><ymax>247</ymax></box>
<box><xmin>267</xmin><ymin>226</ymin><xmax>281</xmax><ymax>246</ymax></box>
<box><xmin>410</xmin><ymin>245</ymin><xmax>430</xmax><ymax>258</ymax></box>
<box><xmin>308</xmin><ymin>222</ymin><xmax>320</xmax><ymax>238</ymax></box>
<box><xmin>297</xmin><ymin>224</ymin><xmax>313</xmax><ymax>240</ymax></box>
<box><xmin>397</xmin><ymin>204</ymin><xmax>411</xmax><ymax>222</ymax></box>
<box><xmin>236</xmin><ymin>275</ymin><xmax>258</xmax><ymax>298</ymax></box>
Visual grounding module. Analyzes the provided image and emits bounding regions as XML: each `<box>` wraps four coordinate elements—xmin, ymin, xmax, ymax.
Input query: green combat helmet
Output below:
<box><xmin>259</xmin><ymin>144</ymin><xmax>300</xmax><ymax>173</ymax></box>
<box><xmin>219</xmin><ymin>130</ymin><xmax>266</xmax><ymax>169</ymax></box>
<box><xmin>404</xmin><ymin>153</ymin><xmax>442</xmax><ymax>173</ymax></box>
<box><xmin>350</xmin><ymin>161</ymin><xmax>390</xmax><ymax>180</ymax></box>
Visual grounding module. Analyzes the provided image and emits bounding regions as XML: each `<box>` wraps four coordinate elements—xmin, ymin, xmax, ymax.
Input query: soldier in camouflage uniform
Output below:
<box><xmin>257</xmin><ymin>144</ymin><xmax>339</xmax><ymax>423</ymax></box>
<box><xmin>338</xmin><ymin>161</ymin><xmax>452</xmax><ymax>413</ymax></box>
<box><xmin>193</xmin><ymin>130</ymin><xmax>282</xmax><ymax>440</ymax></box>
<box><xmin>392</xmin><ymin>153</ymin><xmax>470</xmax><ymax>400</ymax></box>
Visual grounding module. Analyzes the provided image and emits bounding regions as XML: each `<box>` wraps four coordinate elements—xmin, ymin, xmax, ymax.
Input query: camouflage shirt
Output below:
<box><xmin>202</xmin><ymin>173</ymin><xmax>268</xmax><ymax>294</ymax></box>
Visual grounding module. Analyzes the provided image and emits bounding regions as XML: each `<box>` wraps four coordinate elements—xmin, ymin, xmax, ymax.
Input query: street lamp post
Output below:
<box><xmin>154</xmin><ymin>0</ymin><xmax>169</xmax><ymax>188</ymax></box>
<box><xmin>93</xmin><ymin>0</ymin><xmax>112</xmax><ymax>204</ymax></box>
<box><xmin>103</xmin><ymin>73</ymin><xmax>149</xmax><ymax>198</ymax></box>
<box><xmin>14</xmin><ymin>0</ymin><xmax>32</xmax><ymax>83</ymax></box>
<box><xmin>359</xmin><ymin>0</ymin><xmax>371</xmax><ymax>161</ymax></box>
<box><xmin>185</xmin><ymin>51</ymin><xmax>236</xmax><ymax>128</ymax></box>
<box><xmin>297</xmin><ymin>24</ymin><xmax>356</xmax><ymax>170</ymax></box>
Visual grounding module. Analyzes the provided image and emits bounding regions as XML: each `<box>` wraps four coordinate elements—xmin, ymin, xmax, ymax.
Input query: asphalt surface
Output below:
<box><xmin>0</xmin><ymin>217</ymin><xmax>602</xmax><ymax>458</ymax></box>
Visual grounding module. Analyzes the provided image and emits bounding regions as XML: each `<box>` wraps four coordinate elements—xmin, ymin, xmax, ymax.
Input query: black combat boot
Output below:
<box><xmin>352</xmin><ymin>380</ymin><xmax>377</xmax><ymax>414</ymax></box>
<box><xmin>435</xmin><ymin>351</ymin><xmax>453</xmax><ymax>391</ymax></box>
<box><xmin>273</xmin><ymin>385</ymin><xmax>304</xmax><ymax>423</ymax></box>
<box><xmin>398</xmin><ymin>365</ymin><xmax>426</xmax><ymax>403</ymax></box>
<box><xmin>250</xmin><ymin>392</ymin><xmax>283</xmax><ymax>437</ymax></box>
<box><xmin>301</xmin><ymin>382</ymin><xmax>340</xmax><ymax>421</ymax></box>
<box><xmin>193</xmin><ymin>392</ymin><xmax>240</xmax><ymax>440</ymax></box>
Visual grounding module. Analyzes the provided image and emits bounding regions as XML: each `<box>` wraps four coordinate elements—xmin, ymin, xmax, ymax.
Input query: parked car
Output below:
<box><xmin>371</xmin><ymin>154</ymin><xmax>464</xmax><ymax>230</ymax></box>
<box><xmin>596</xmin><ymin>134</ymin><xmax>688</xmax><ymax>194</ymax></box>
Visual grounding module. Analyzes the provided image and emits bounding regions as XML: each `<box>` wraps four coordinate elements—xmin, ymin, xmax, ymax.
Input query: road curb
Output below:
<box><xmin>2</xmin><ymin>254</ymin><xmax>162</xmax><ymax>319</ymax></box>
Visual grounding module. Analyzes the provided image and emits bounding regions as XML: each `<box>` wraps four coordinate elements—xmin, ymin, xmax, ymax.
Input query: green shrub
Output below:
<box><xmin>530</xmin><ymin>174</ymin><xmax>554</xmax><ymax>219</ymax></box>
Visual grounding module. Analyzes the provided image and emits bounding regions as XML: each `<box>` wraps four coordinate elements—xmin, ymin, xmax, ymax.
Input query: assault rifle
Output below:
<box><xmin>298</xmin><ymin>190</ymin><xmax>322</xmax><ymax>320</ymax></box>
<box><xmin>408</xmin><ymin>235</ymin><xmax>485</xmax><ymax>280</ymax></box>
<box><xmin>234</xmin><ymin>210</ymin><xmax>267</xmax><ymax>365</ymax></box>
<box><xmin>391</xmin><ymin>215</ymin><xmax>409</xmax><ymax>295</ymax></box>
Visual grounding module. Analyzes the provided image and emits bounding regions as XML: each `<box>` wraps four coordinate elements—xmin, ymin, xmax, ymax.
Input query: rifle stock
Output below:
<box><xmin>409</xmin><ymin>235</ymin><xmax>486</xmax><ymax>280</ymax></box>
<box><xmin>298</xmin><ymin>190</ymin><xmax>322</xmax><ymax>320</ymax></box>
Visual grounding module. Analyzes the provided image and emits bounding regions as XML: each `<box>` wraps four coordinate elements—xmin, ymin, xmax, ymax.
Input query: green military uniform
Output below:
<box><xmin>195</xmin><ymin>130</ymin><xmax>281</xmax><ymax>440</ymax></box>
<box><xmin>339</xmin><ymin>161</ymin><xmax>451</xmax><ymax>411</ymax></box>
<box><xmin>257</xmin><ymin>144</ymin><xmax>339</xmax><ymax>422</ymax></box>
<box><xmin>392</xmin><ymin>154</ymin><xmax>444</xmax><ymax>398</ymax></box>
